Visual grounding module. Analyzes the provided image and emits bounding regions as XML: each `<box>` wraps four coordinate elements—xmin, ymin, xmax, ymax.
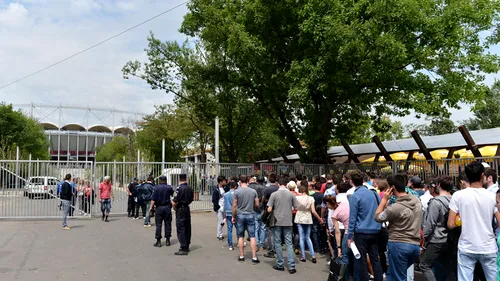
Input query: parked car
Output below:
<box><xmin>24</xmin><ymin>177</ymin><xmax>59</xmax><ymax>199</ymax></box>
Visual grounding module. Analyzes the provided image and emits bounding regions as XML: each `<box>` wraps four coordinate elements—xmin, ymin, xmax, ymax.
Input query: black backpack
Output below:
<box><xmin>435</xmin><ymin>198</ymin><xmax>461</xmax><ymax>247</ymax></box>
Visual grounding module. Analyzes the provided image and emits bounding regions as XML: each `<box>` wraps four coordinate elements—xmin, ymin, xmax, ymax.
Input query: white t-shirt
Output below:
<box><xmin>346</xmin><ymin>187</ymin><xmax>355</xmax><ymax>197</ymax></box>
<box><xmin>218</xmin><ymin>187</ymin><xmax>225</xmax><ymax>209</ymax></box>
<box><xmin>449</xmin><ymin>187</ymin><xmax>498</xmax><ymax>254</ymax></box>
<box><xmin>487</xmin><ymin>183</ymin><xmax>499</xmax><ymax>194</ymax></box>
<box><xmin>420</xmin><ymin>190</ymin><xmax>433</xmax><ymax>213</ymax></box>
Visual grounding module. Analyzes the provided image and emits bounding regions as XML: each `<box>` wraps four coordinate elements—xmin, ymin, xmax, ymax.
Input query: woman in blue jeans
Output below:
<box><xmin>294</xmin><ymin>184</ymin><xmax>324</xmax><ymax>263</ymax></box>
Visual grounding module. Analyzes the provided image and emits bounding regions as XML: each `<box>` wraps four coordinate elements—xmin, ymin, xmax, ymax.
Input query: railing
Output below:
<box><xmin>1</xmin><ymin>157</ymin><xmax>497</xmax><ymax>219</ymax></box>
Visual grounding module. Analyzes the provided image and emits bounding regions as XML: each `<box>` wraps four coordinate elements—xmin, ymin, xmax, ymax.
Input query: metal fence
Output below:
<box><xmin>0</xmin><ymin>160</ymin><xmax>253</xmax><ymax>219</ymax></box>
<box><xmin>1</xmin><ymin>158</ymin><xmax>498</xmax><ymax>219</ymax></box>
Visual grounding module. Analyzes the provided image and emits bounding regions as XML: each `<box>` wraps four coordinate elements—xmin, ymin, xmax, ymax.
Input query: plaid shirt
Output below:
<box><xmin>389</xmin><ymin>186</ymin><xmax>419</xmax><ymax>205</ymax></box>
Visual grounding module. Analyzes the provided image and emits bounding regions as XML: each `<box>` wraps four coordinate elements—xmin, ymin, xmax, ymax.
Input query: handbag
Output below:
<box><xmin>328</xmin><ymin>258</ymin><xmax>346</xmax><ymax>281</ymax></box>
<box><xmin>261</xmin><ymin>209</ymin><xmax>276</xmax><ymax>227</ymax></box>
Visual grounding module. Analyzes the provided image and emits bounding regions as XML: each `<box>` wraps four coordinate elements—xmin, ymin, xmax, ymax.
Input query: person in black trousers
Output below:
<box><xmin>172</xmin><ymin>174</ymin><xmax>194</xmax><ymax>255</ymax></box>
<box><xmin>151</xmin><ymin>176</ymin><xmax>175</xmax><ymax>247</ymax></box>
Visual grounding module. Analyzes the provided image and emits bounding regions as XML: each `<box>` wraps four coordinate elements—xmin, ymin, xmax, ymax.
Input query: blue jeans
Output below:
<box><xmin>254</xmin><ymin>212</ymin><xmax>265</xmax><ymax>247</ymax></box>
<box><xmin>226</xmin><ymin>215</ymin><xmax>237</xmax><ymax>247</ymax></box>
<box><xmin>311</xmin><ymin>221</ymin><xmax>320</xmax><ymax>253</ymax></box>
<box><xmin>387</xmin><ymin>242</ymin><xmax>420</xmax><ymax>281</ymax></box>
<box><xmin>273</xmin><ymin>226</ymin><xmax>295</xmax><ymax>269</ymax></box>
<box><xmin>236</xmin><ymin>213</ymin><xmax>255</xmax><ymax>238</ymax></box>
<box><xmin>457</xmin><ymin>250</ymin><xmax>497</xmax><ymax>281</ymax></box>
<box><xmin>144</xmin><ymin>201</ymin><xmax>151</xmax><ymax>225</ymax></box>
<box><xmin>101</xmin><ymin>198</ymin><xmax>111</xmax><ymax>214</ymax></box>
<box><xmin>338</xmin><ymin>233</ymin><xmax>350</xmax><ymax>281</ymax></box>
<box><xmin>62</xmin><ymin>199</ymin><xmax>71</xmax><ymax>227</ymax></box>
<box><xmin>297</xmin><ymin>224</ymin><xmax>315</xmax><ymax>259</ymax></box>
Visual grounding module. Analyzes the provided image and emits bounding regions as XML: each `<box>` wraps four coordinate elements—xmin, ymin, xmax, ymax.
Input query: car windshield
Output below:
<box><xmin>29</xmin><ymin>178</ymin><xmax>45</xmax><ymax>185</ymax></box>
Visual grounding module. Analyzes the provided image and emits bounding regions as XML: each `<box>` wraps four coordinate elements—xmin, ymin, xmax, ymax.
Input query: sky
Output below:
<box><xmin>0</xmin><ymin>0</ymin><xmax>498</xmax><ymax>128</ymax></box>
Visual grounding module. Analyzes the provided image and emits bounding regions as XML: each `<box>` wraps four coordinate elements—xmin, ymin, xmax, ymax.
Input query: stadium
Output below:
<box><xmin>15</xmin><ymin>104</ymin><xmax>142</xmax><ymax>162</ymax></box>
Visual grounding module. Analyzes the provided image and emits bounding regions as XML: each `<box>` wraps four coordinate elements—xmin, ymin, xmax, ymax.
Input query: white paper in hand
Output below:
<box><xmin>351</xmin><ymin>242</ymin><xmax>361</xmax><ymax>259</ymax></box>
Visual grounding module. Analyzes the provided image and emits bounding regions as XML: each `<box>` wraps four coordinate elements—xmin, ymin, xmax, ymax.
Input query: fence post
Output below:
<box><xmin>137</xmin><ymin>149</ymin><xmax>140</xmax><ymax>179</ymax></box>
<box><xmin>28</xmin><ymin>154</ymin><xmax>32</xmax><ymax>179</ymax></box>
<box><xmin>15</xmin><ymin>146</ymin><xmax>20</xmax><ymax>188</ymax></box>
<box><xmin>162</xmin><ymin>138</ymin><xmax>165</xmax><ymax>173</ymax></box>
<box><xmin>113</xmin><ymin>160</ymin><xmax>117</xmax><ymax>187</ymax></box>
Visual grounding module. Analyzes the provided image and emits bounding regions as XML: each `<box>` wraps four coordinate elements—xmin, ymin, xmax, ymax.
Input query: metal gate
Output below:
<box><xmin>0</xmin><ymin>160</ymin><xmax>93</xmax><ymax>219</ymax></box>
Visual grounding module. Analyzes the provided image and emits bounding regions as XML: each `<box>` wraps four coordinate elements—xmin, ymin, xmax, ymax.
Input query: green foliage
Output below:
<box><xmin>463</xmin><ymin>80</ymin><xmax>500</xmax><ymax>130</ymax></box>
<box><xmin>406</xmin><ymin>117</ymin><xmax>457</xmax><ymax>136</ymax></box>
<box><xmin>179</xmin><ymin>0</ymin><xmax>500</xmax><ymax>163</ymax></box>
<box><xmin>95</xmin><ymin>135</ymin><xmax>134</xmax><ymax>162</ymax></box>
<box><xmin>330</xmin><ymin>117</ymin><xmax>404</xmax><ymax>145</ymax></box>
<box><xmin>123</xmin><ymin>34</ymin><xmax>289</xmax><ymax>163</ymax></box>
<box><xmin>0</xmin><ymin>104</ymin><xmax>49</xmax><ymax>160</ymax></box>
<box><xmin>135</xmin><ymin>105</ymin><xmax>193</xmax><ymax>162</ymax></box>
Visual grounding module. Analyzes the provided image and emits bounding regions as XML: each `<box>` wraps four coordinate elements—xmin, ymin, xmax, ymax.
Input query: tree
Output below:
<box><xmin>0</xmin><ymin>104</ymin><xmax>49</xmax><ymax>160</ymax></box>
<box><xmin>123</xmin><ymin>35</ymin><xmax>288</xmax><ymax>163</ymax></box>
<box><xmin>406</xmin><ymin>117</ymin><xmax>457</xmax><ymax>136</ymax></box>
<box><xmin>463</xmin><ymin>80</ymin><xmax>500</xmax><ymax>130</ymax></box>
<box><xmin>135</xmin><ymin>105</ymin><xmax>194</xmax><ymax>162</ymax></box>
<box><xmin>95</xmin><ymin>135</ymin><xmax>134</xmax><ymax>162</ymax></box>
<box><xmin>329</xmin><ymin>117</ymin><xmax>404</xmax><ymax>145</ymax></box>
<box><xmin>179</xmin><ymin>0</ymin><xmax>500</xmax><ymax>163</ymax></box>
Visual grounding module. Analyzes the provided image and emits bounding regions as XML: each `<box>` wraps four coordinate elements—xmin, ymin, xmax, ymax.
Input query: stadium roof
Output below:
<box><xmin>40</xmin><ymin>122</ymin><xmax>133</xmax><ymax>135</ymax></box>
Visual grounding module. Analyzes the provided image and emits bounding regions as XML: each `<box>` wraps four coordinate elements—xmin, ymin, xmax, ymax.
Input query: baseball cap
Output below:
<box><xmin>159</xmin><ymin>175</ymin><xmax>167</xmax><ymax>181</ymax></box>
<box><xmin>409</xmin><ymin>176</ymin><xmax>422</xmax><ymax>186</ymax></box>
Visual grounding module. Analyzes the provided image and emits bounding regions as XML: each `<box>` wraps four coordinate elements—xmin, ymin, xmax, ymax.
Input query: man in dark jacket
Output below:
<box><xmin>249</xmin><ymin>176</ymin><xmax>266</xmax><ymax>250</ymax></box>
<box><xmin>127</xmin><ymin>178</ymin><xmax>139</xmax><ymax>218</ymax></box>
<box><xmin>212</xmin><ymin>175</ymin><xmax>228</xmax><ymax>240</ymax></box>
<box><xmin>60</xmin><ymin>174</ymin><xmax>73</xmax><ymax>230</ymax></box>
<box><xmin>138</xmin><ymin>176</ymin><xmax>155</xmax><ymax>227</ymax></box>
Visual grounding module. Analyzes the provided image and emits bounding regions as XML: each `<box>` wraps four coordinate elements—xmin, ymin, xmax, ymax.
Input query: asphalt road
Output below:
<box><xmin>1</xmin><ymin>212</ymin><xmax>335</xmax><ymax>281</ymax></box>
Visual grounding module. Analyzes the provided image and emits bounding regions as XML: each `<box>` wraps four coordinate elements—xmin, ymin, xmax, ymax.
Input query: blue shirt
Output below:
<box><xmin>347</xmin><ymin>186</ymin><xmax>382</xmax><ymax>239</ymax></box>
<box><xmin>223</xmin><ymin>189</ymin><xmax>235</xmax><ymax>216</ymax></box>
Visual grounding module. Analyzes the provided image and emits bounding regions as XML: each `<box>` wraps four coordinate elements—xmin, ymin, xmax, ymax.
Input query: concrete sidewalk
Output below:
<box><xmin>0</xmin><ymin>212</ymin><xmax>330</xmax><ymax>281</ymax></box>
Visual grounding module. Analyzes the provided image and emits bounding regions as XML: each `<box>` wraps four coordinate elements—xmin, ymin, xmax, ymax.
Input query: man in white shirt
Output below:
<box><xmin>448</xmin><ymin>161</ymin><xmax>500</xmax><ymax>281</ymax></box>
<box><xmin>420</xmin><ymin>181</ymin><xmax>435</xmax><ymax>214</ymax></box>
<box><xmin>483</xmin><ymin>168</ymin><xmax>499</xmax><ymax>194</ymax></box>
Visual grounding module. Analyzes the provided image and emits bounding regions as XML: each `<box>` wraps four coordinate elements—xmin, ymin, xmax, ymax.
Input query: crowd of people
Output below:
<box><xmin>211</xmin><ymin>161</ymin><xmax>500</xmax><ymax>281</ymax></box>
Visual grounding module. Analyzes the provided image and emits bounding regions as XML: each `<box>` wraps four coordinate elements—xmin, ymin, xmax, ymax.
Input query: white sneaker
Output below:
<box><xmin>228</xmin><ymin>247</ymin><xmax>234</xmax><ymax>251</ymax></box>
<box><xmin>244</xmin><ymin>242</ymin><xmax>247</xmax><ymax>246</ymax></box>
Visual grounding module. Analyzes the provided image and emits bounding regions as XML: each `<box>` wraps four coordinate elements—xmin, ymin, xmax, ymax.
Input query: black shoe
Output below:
<box><xmin>174</xmin><ymin>251</ymin><xmax>188</xmax><ymax>256</ymax></box>
<box><xmin>264</xmin><ymin>252</ymin><xmax>276</xmax><ymax>258</ymax></box>
<box><xmin>311</xmin><ymin>258</ymin><xmax>317</xmax><ymax>264</ymax></box>
<box><xmin>289</xmin><ymin>268</ymin><xmax>297</xmax><ymax>274</ymax></box>
<box><xmin>273</xmin><ymin>265</ymin><xmax>285</xmax><ymax>271</ymax></box>
<box><xmin>105</xmin><ymin>216</ymin><xmax>109</xmax><ymax>222</ymax></box>
<box><xmin>101</xmin><ymin>215</ymin><xmax>105</xmax><ymax>221</ymax></box>
<box><xmin>252</xmin><ymin>258</ymin><xmax>260</xmax><ymax>264</ymax></box>
<box><xmin>154</xmin><ymin>239</ymin><xmax>162</xmax><ymax>247</ymax></box>
<box><xmin>165</xmin><ymin>239</ymin><xmax>171</xmax><ymax>247</ymax></box>
<box><xmin>238</xmin><ymin>257</ymin><xmax>245</xmax><ymax>262</ymax></box>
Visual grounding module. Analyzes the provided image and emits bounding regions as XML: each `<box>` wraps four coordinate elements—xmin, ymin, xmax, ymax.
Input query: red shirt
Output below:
<box><xmin>320</xmin><ymin>183</ymin><xmax>327</xmax><ymax>194</ymax></box>
<box><xmin>290</xmin><ymin>190</ymin><xmax>299</xmax><ymax>214</ymax></box>
<box><xmin>99</xmin><ymin>182</ymin><xmax>112</xmax><ymax>199</ymax></box>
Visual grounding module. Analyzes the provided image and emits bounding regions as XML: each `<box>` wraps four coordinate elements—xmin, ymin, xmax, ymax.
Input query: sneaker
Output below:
<box><xmin>244</xmin><ymin>242</ymin><xmax>247</xmax><ymax>246</ymax></box>
<box><xmin>62</xmin><ymin>226</ymin><xmax>71</xmax><ymax>230</ymax></box>
<box><xmin>252</xmin><ymin>258</ymin><xmax>260</xmax><ymax>264</ymax></box>
<box><xmin>228</xmin><ymin>247</ymin><xmax>234</xmax><ymax>251</ymax></box>
<box><xmin>264</xmin><ymin>252</ymin><xmax>276</xmax><ymax>258</ymax></box>
<box><xmin>144</xmin><ymin>224</ymin><xmax>152</xmax><ymax>228</ymax></box>
<box><xmin>174</xmin><ymin>251</ymin><xmax>188</xmax><ymax>256</ymax></box>
<box><xmin>237</xmin><ymin>257</ymin><xmax>245</xmax><ymax>262</ymax></box>
<box><xmin>289</xmin><ymin>268</ymin><xmax>297</xmax><ymax>274</ymax></box>
<box><xmin>217</xmin><ymin>237</ymin><xmax>223</xmax><ymax>241</ymax></box>
<box><xmin>299</xmin><ymin>257</ymin><xmax>306</xmax><ymax>262</ymax></box>
<box><xmin>311</xmin><ymin>258</ymin><xmax>317</xmax><ymax>264</ymax></box>
<box><xmin>273</xmin><ymin>265</ymin><xmax>285</xmax><ymax>271</ymax></box>
<box><xmin>369</xmin><ymin>275</ymin><xmax>374</xmax><ymax>280</ymax></box>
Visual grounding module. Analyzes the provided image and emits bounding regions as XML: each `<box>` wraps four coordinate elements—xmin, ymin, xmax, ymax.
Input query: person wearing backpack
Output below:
<box><xmin>420</xmin><ymin>175</ymin><xmax>456</xmax><ymax>281</ymax></box>
<box><xmin>448</xmin><ymin>162</ymin><xmax>500</xmax><ymax>281</ymax></box>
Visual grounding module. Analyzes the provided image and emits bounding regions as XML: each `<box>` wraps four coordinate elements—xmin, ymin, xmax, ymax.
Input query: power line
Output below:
<box><xmin>0</xmin><ymin>1</ymin><xmax>189</xmax><ymax>91</ymax></box>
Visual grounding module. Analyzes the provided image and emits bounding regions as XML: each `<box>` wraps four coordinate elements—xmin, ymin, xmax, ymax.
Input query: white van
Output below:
<box><xmin>24</xmin><ymin>176</ymin><xmax>59</xmax><ymax>199</ymax></box>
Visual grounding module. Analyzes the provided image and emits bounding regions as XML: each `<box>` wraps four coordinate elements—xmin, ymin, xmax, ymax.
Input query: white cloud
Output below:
<box><xmin>0</xmin><ymin>2</ymin><xmax>29</xmax><ymax>27</ymax></box>
<box><xmin>0</xmin><ymin>0</ymin><xmax>188</xmax><ymax>126</ymax></box>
